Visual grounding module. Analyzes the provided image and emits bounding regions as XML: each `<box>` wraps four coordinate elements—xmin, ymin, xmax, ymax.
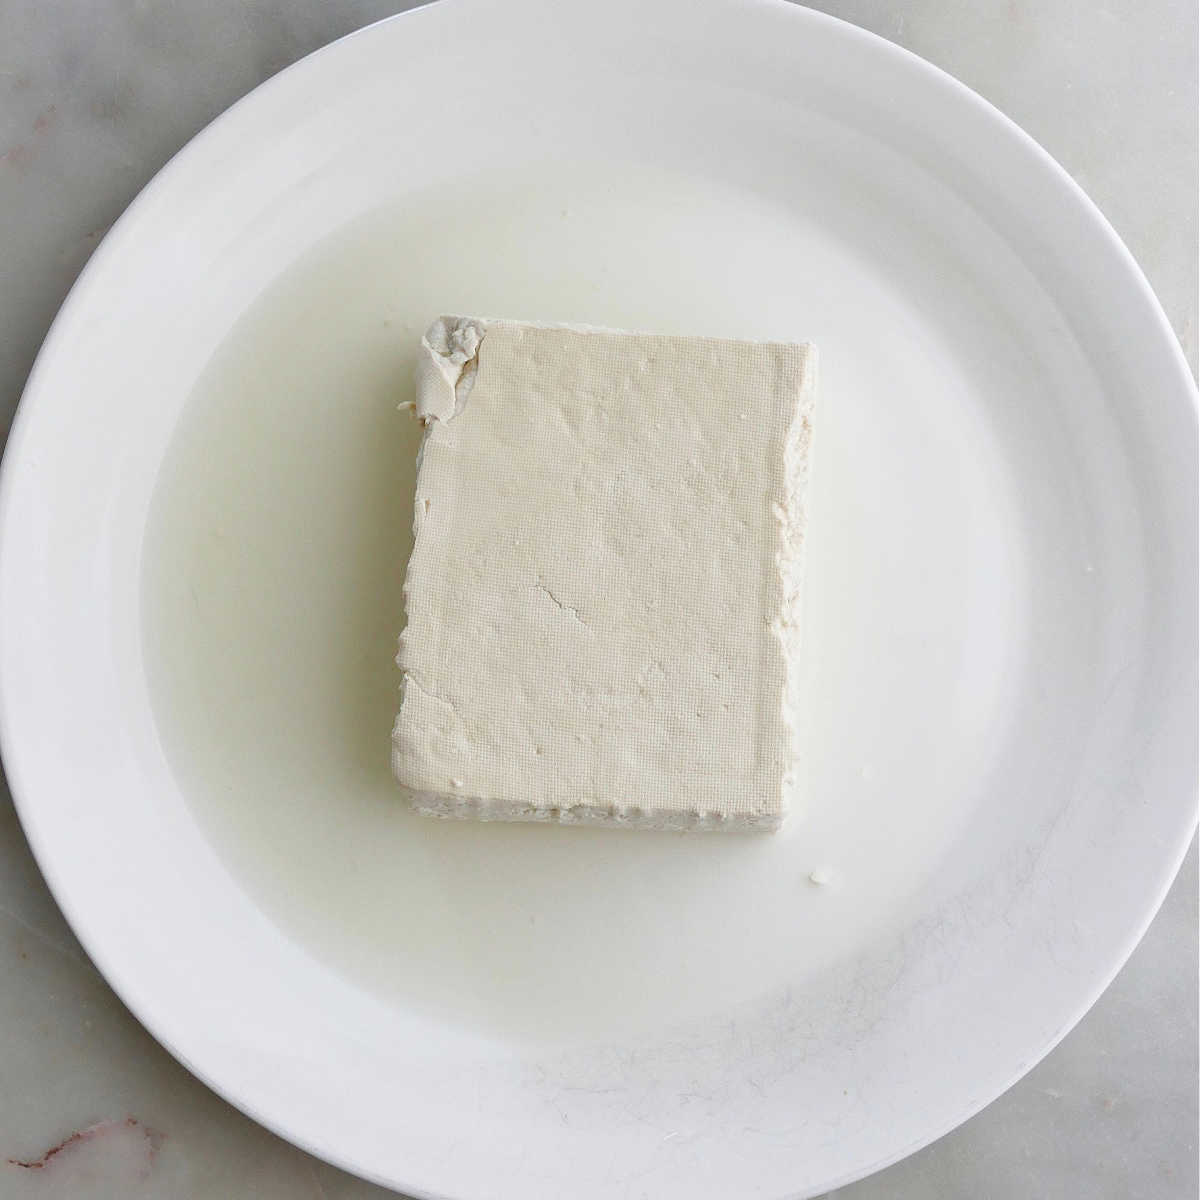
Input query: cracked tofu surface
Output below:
<box><xmin>392</xmin><ymin>317</ymin><xmax>816</xmax><ymax>832</ymax></box>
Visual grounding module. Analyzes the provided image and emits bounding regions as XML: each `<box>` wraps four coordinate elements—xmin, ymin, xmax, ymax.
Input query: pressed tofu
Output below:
<box><xmin>391</xmin><ymin>316</ymin><xmax>816</xmax><ymax>832</ymax></box>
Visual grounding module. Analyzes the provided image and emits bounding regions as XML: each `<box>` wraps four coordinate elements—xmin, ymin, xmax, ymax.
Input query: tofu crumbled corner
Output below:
<box><xmin>391</xmin><ymin>316</ymin><xmax>816</xmax><ymax>832</ymax></box>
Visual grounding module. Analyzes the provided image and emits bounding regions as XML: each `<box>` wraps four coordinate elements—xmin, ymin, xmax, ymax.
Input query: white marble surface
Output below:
<box><xmin>0</xmin><ymin>1</ymin><xmax>1195</xmax><ymax>1196</ymax></box>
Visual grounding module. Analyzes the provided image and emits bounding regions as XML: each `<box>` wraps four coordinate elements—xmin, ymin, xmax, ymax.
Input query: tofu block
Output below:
<box><xmin>392</xmin><ymin>317</ymin><xmax>816</xmax><ymax>832</ymax></box>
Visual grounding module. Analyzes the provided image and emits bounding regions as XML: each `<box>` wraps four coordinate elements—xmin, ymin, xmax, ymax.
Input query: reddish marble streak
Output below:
<box><xmin>6</xmin><ymin>1116</ymin><xmax>164</xmax><ymax>1173</ymax></box>
<box><xmin>1</xmin><ymin>105</ymin><xmax>58</xmax><ymax>169</ymax></box>
<box><xmin>0</xmin><ymin>145</ymin><xmax>33</xmax><ymax>168</ymax></box>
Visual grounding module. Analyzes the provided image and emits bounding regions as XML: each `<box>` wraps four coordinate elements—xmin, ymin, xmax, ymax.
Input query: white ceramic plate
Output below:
<box><xmin>1</xmin><ymin>1</ymin><xmax>1195</xmax><ymax>1196</ymax></box>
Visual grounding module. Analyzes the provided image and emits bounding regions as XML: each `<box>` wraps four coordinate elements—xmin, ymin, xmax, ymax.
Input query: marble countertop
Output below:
<box><xmin>1</xmin><ymin>2</ymin><xmax>1195</xmax><ymax>1197</ymax></box>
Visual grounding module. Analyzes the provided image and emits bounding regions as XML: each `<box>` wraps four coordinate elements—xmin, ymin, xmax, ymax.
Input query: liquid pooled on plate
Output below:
<box><xmin>142</xmin><ymin>162</ymin><xmax>992</xmax><ymax>1039</ymax></box>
